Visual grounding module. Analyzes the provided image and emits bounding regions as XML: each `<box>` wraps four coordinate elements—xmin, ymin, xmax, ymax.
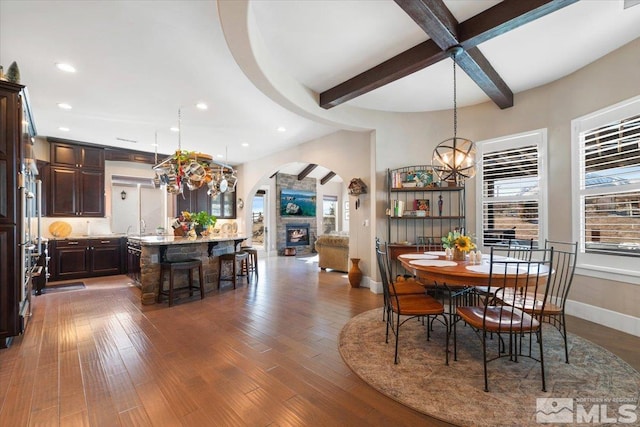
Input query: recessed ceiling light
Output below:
<box><xmin>58</xmin><ymin>127</ymin><xmax>70</xmax><ymax>132</ymax></box>
<box><xmin>241</xmin><ymin>142</ymin><xmax>249</xmax><ymax>147</ymax></box>
<box><xmin>170</xmin><ymin>126</ymin><xmax>179</xmax><ymax>132</ymax></box>
<box><xmin>55</xmin><ymin>63</ymin><xmax>76</xmax><ymax>73</ymax></box>
<box><xmin>277</xmin><ymin>126</ymin><xmax>286</xmax><ymax>132</ymax></box>
<box><xmin>196</xmin><ymin>102</ymin><xmax>208</xmax><ymax>110</ymax></box>
<box><xmin>57</xmin><ymin>103</ymin><xmax>72</xmax><ymax>110</ymax></box>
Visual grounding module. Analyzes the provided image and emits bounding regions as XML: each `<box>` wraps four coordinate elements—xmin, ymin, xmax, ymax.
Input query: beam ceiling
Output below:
<box><xmin>320</xmin><ymin>0</ymin><xmax>579</xmax><ymax>110</ymax></box>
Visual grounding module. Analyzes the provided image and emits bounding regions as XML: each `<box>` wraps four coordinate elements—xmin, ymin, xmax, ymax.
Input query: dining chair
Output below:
<box><xmin>543</xmin><ymin>240</ymin><xmax>578</xmax><ymax>363</ymax></box>
<box><xmin>455</xmin><ymin>246</ymin><xmax>554</xmax><ymax>392</ymax></box>
<box><xmin>375</xmin><ymin>241</ymin><xmax>449</xmax><ymax>365</ymax></box>
<box><xmin>501</xmin><ymin>240</ymin><xmax>577</xmax><ymax>363</ymax></box>
<box><xmin>375</xmin><ymin>238</ymin><xmax>426</xmax><ymax>321</ymax></box>
<box><xmin>506</xmin><ymin>237</ymin><xmax>534</xmax><ymax>260</ymax></box>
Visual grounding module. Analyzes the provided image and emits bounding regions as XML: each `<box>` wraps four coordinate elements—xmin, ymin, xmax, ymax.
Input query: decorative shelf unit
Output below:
<box><xmin>386</xmin><ymin>166</ymin><xmax>465</xmax><ymax>263</ymax></box>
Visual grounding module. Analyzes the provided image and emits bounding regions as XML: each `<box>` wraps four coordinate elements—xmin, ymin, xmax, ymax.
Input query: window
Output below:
<box><xmin>572</xmin><ymin>95</ymin><xmax>640</xmax><ymax>283</ymax></box>
<box><xmin>322</xmin><ymin>195</ymin><xmax>337</xmax><ymax>234</ymax></box>
<box><xmin>476</xmin><ymin>129</ymin><xmax>548</xmax><ymax>249</ymax></box>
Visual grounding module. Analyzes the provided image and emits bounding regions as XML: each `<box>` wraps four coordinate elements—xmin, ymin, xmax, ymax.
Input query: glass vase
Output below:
<box><xmin>453</xmin><ymin>248</ymin><xmax>466</xmax><ymax>261</ymax></box>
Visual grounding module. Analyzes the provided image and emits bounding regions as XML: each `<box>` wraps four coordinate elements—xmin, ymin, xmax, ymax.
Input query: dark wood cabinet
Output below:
<box><xmin>51</xmin><ymin>142</ymin><xmax>104</xmax><ymax>169</ymax></box>
<box><xmin>89</xmin><ymin>238</ymin><xmax>123</xmax><ymax>276</ymax></box>
<box><xmin>104</xmin><ymin>147</ymin><xmax>165</xmax><ymax>164</ymax></box>
<box><xmin>52</xmin><ymin>239</ymin><xmax>91</xmax><ymax>280</ymax></box>
<box><xmin>50</xmin><ymin>237</ymin><xmax>123</xmax><ymax>281</ymax></box>
<box><xmin>48</xmin><ymin>141</ymin><xmax>105</xmax><ymax>217</ymax></box>
<box><xmin>212</xmin><ymin>191</ymin><xmax>237</xmax><ymax>219</ymax></box>
<box><xmin>175</xmin><ymin>186</ymin><xmax>237</xmax><ymax>219</ymax></box>
<box><xmin>176</xmin><ymin>185</ymin><xmax>211</xmax><ymax>215</ymax></box>
<box><xmin>0</xmin><ymin>81</ymin><xmax>24</xmax><ymax>347</ymax></box>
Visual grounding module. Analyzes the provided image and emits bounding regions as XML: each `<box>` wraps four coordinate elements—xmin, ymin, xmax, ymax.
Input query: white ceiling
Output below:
<box><xmin>1</xmin><ymin>0</ymin><xmax>639</xmax><ymax>167</ymax></box>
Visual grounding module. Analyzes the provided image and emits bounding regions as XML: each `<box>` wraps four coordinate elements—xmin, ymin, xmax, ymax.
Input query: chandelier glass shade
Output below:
<box><xmin>432</xmin><ymin>46</ymin><xmax>477</xmax><ymax>184</ymax></box>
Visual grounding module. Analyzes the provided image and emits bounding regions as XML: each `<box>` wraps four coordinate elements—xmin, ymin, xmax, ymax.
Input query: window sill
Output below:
<box><xmin>576</xmin><ymin>263</ymin><xmax>640</xmax><ymax>286</ymax></box>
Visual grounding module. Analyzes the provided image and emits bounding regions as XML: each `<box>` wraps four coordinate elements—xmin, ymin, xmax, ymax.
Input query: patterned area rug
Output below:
<box><xmin>339</xmin><ymin>309</ymin><xmax>640</xmax><ymax>427</ymax></box>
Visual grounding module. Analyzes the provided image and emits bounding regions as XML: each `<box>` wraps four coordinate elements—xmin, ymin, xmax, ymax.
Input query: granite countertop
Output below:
<box><xmin>48</xmin><ymin>234</ymin><xmax>126</xmax><ymax>241</ymax></box>
<box><xmin>127</xmin><ymin>235</ymin><xmax>247</xmax><ymax>246</ymax></box>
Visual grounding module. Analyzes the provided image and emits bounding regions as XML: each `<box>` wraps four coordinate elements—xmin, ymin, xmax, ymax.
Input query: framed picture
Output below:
<box><xmin>414</xmin><ymin>199</ymin><xmax>430</xmax><ymax>215</ymax></box>
<box><xmin>280</xmin><ymin>189</ymin><xmax>316</xmax><ymax>217</ymax></box>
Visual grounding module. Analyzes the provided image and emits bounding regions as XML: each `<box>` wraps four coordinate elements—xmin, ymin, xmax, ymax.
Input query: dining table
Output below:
<box><xmin>397</xmin><ymin>251</ymin><xmax>550</xmax><ymax>288</ymax></box>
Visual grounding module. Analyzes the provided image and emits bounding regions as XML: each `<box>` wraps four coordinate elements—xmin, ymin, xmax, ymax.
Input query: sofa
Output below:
<box><xmin>315</xmin><ymin>234</ymin><xmax>349</xmax><ymax>272</ymax></box>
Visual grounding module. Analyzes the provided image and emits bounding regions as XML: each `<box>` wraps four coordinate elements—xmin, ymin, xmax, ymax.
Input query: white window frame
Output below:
<box><xmin>475</xmin><ymin>129</ymin><xmax>548</xmax><ymax>251</ymax></box>
<box><xmin>571</xmin><ymin>95</ymin><xmax>640</xmax><ymax>285</ymax></box>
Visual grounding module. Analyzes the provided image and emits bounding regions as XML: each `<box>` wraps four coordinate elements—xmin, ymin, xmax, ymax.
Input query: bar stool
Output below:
<box><xmin>241</xmin><ymin>246</ymin><xmax>259</xmax><ymax>280</ymax></box>
<box><xmin>218</xmin><ymin>251</ymin><xmax>249</xmax><ymax>289</ymax></box>
<box><xmin>157</xmin><ymin>259</ymin><xmax>204</xmax><ymax>307</ymax></box>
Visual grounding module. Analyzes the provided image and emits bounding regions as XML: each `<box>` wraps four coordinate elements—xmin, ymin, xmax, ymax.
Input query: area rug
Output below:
<box><xmin>339</xmin><ymin>309</ymin><xmax>640</xmax><ymax>427</ymax></box>
<box><xmin>44</xmin><ymin>282</ymin><xmax>85</xmax><ymax>293</ymax></box>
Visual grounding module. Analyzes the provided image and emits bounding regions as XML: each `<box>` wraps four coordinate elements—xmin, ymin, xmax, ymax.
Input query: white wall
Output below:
<box><xmin>232</xmin><ymin>37</ymin><xmax>640</xmax><ymax>327</ymax></box>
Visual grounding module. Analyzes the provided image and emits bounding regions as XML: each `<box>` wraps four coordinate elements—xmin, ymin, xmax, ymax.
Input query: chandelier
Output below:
<box><xmin>432</xmin><ymin>46</ymin><xmax>477</xmax><ymax>184</ymax></box>
<box><xmin>153</xmin><ymin>107</ymin><xmax>237</xmax><ymax>197</ymax></box>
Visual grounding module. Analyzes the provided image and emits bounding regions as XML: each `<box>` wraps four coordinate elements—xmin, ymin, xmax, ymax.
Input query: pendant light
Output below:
<box><xmin>432</xmin><ymin>46</ymin><xmax>477</xmax><ymax>185</ymax></box>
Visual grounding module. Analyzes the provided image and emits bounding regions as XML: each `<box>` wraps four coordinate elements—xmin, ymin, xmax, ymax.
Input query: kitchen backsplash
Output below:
<box><xmin>39</xmin><ymin>217</ymin><xmax>113</xmax><ymax>238</ymax></box>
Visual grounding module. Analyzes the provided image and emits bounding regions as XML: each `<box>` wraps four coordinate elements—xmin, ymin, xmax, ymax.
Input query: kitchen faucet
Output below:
<box><xmin>140</xmin><ymin>219</ymin><xmax>146</xmax><ymax>235</ymax></box>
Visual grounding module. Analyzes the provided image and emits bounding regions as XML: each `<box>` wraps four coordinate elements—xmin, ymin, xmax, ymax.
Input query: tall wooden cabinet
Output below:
<box><xmin>386</xmin><ymin>166</ymin><xmax>465</xmax><ymax>262</ymax></box>
<box><xmin>0</xmin><ymin>81</ymin><xmax>25</xmax><ymax>347</ymax></box>
<box><xmin>47</xmin><ymin>139</ymin><xmax>105</xmax><ymax>217</ymax></box>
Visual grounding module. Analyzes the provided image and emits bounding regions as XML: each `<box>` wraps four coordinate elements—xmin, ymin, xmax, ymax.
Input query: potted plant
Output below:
<box><xmin>191</xmin><ymin>211</ymin><xmax>216</xmax><ymax>235</ymax></box>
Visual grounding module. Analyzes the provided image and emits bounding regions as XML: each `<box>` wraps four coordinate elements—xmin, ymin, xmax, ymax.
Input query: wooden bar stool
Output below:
<box><xmin>241</xmin><ymin>246</ymin><xmax>259</xmax><ymax>279</ymax></box>
<box><xmin>157</xmin><ymin>259</ymin><xmax>204</xmax><ymax>307</ymax></box>
<box><xmin>218</xmin><ymin>251</ymin><xmax>249</xmax><ymax>289</ymax></box>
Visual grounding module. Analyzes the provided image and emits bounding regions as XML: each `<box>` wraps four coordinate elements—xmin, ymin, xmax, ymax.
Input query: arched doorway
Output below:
<box><xmin>245</xmin><ymin>162</ymin><xmax>345</xmax><ymax>257</ymax></box>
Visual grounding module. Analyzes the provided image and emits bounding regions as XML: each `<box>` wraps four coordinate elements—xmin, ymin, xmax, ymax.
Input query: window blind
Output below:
<box><xmin>580</xmin><ymin>114</ymin><xmax>640</xmax><ymax>255</ymax></box>
<box><xmin>477</xmin><ymin>131</ymin><xmax>546</xmax><ymax>249</ymax></box>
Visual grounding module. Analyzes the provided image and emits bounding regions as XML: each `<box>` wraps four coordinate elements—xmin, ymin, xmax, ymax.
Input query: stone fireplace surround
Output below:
<box><xmin>276</xmin><ymin>173</ymin><xmax>317</xmax><ymax>256</ymax></box>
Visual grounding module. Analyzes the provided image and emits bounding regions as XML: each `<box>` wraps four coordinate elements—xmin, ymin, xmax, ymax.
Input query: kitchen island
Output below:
<box><xmin>128</xmin><ymin>235</ymin><xmax>247</xmax><ymax>305</ymax></box>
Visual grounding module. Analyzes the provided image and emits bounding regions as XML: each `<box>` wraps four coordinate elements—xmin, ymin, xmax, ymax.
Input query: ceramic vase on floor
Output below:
<box><xmin>348</xmin><ymin>258</ymin><xmax>362</xmax><ymax>288</ymax></box>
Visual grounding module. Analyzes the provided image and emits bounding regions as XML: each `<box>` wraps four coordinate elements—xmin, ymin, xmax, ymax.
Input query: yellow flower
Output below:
<box><xmin>455</xmin><ymin>235</ymin><xmax>475</xmax><ymax>251</ymax></box>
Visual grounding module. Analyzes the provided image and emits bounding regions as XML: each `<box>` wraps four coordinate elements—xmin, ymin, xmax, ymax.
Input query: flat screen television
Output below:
<box><xmin>280</xmin><ymin>189</ymin><xmax>316</xmax><ymax>217</ymax></box>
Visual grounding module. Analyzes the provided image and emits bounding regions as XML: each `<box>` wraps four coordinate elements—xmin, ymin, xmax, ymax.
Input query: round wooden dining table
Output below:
<box><xmin>397</xmin><ymin>252</ymin><xmax>550</xmax><ymax>288</ymax></box>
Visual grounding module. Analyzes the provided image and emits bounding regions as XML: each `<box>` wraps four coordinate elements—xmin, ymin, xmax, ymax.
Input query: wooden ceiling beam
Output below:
<box><xmin>458</xmin><ymin>0</ymin><xmax>580</xmax><ymax>48</ymax></box>
<box><xmin>297</xmin><ymin>164</ymin><xmax>318</xmax><ymax>180</ymax></box>
<box><xmin>320</xmin><ymin>171</ymin><xmax>336</xmax><ymax>185</ymax></box>
<box><xmin>320</xmin><ymin>0</ymin><xmax>578</xmax><ymax>110</ymax></box>
<box><xmin>320</xmin><ymin>41</ymin><xmax>447</xmax><ymax>109</ymax></box>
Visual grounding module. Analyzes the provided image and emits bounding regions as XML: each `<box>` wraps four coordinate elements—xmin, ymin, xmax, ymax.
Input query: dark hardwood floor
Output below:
<box><xmin>1</xmin><ymin>255</ymin><xmax>638</xmax><ymax>426</ymax></box>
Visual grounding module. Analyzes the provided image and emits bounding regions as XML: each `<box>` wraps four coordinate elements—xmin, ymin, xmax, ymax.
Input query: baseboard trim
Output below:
<box><xmin>368</xmin><ymin>279</ymin><xmax>382</xmax><ymax>294</ymax></box>
<box><xmin>565</xmin><ymin>299</ymin><xmax>640</xmax><ymax>337</ymax></box>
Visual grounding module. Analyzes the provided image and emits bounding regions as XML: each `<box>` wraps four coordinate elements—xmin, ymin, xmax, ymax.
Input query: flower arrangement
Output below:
<box><xmin>441</xmin><ymin>230</ymin><xmax>476</xmax><ymax>252</ymax></box>
<box><xmin>176</xmin><ymin>211</ymin><xmax>216</xmax><ymax>235</ymax></box>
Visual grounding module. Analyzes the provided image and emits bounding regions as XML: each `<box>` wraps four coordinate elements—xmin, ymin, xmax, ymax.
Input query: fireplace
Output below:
<box><xmin>286</xmin><ymin>223</ymin><xmax>310</xmax><ymax>247</ymax></box>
